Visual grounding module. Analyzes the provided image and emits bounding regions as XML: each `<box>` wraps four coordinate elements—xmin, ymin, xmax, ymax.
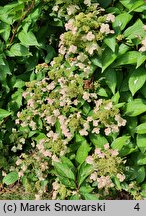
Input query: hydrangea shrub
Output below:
<box><xmin>1</xmin><ymin>0</ymin><xmax>146</xmax><ymax>200</ymax></box>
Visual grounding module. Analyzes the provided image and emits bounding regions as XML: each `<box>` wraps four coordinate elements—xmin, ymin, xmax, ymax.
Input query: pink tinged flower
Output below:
<box><xmin>111</xmin><ymin>125</ymin><xmax>119</xmax><ymax>133</ymax></box>
<box><xmin>86</xmin><ymin>43</ymin><xmax>98</xmax><ymax>55</ymax></box>
<box><xmin>142</xmin><ymin>37</ymin><xmax>146</xmax><ymax>46</ymax></box>
<box><xmin>104</xmin><ymin>102</ymin><xmax>113</xmax><ymax>110</ymax></box>
<box><xmin>16</xmin><ymin>159</ymin><xmax>22</xmax><ymax>166</ymax></box>
<box><xmin>84</xmin><ymin>0</ymin><xmax>91</xmax><ymax>6</ymax></box>
<box><xmin>98</xmin><ymin>152</ymin><xmax>105</xmax><ymax>158</ymax></box>
<box><xmin>52</xmin><ymin>133</ymin><xmax>59</xmax><ymax>141</ymax></box>
<box><xmin>18</xmin><ymin>171</ymin><xmax>24</xmax><ymax>178</ymax></box>
<box><xmin>86</xmin><ymin>156</ymin><xmax>94</xmax><ymax>164</ymax></box>
<box><xmin>83</xmin><ymin>122</ymin><xmax>89</xmax><ymax>130</ymax></box>
<box><xmin>68</xmin><ymin>45</ymin><xmax>77</xmax><ymax>54</ymax></box>
<box><xmin>47</xmin><ymin>82</ymin><xmax>55</xmax><ymax>90</ymax></box>
<box><xmin>52</xmin><ymin>5</ymin><xmax>59</xmax><ymax>12</ymax></box>
<box><xmin>77</xmin><ymin>53</ymin><xmax>87</xmax><ymax>62</ymax></box>
<box><xmin>59</xmin><ymin>45</ymin><xmax>66</xmax><ymax>55</ymax></box>
<box><xmin>65</xmin><ymin>19</ymin><xmax>75</xmax><ymax>31</ymax></box>
<box><xmin>22</xmin><ymin>91</ymin><xmax>28</xmax><ymax>98</ymax></box>
<box><xmin>29</xmin><ymin>121</ymin><xmax>36</xmax><ymax>130</ymax></box>
<box><xmin>15</xmin><ymin>119</ymin><xmax>20</xmax><ymax>124</ymax></box>
<box><xmin>104</xmin><ymin>127</ymin><xmax>111</xmax><ymax>136</ymax></box>
<box><xmin>106</xmin><ymin>14</ymin><xmax>115</xmax><ymax>22</ymax></box>
<box><xmin>52</xmin><ymin>191</ymin><xmax>58</xmax><ymax>200</ymax></box>
<box><xmin>104</xmin><ymin>143</ymin><xmax>110</xmax><ymax>150</ymax></box>
<box><xmin>87</xmin><ymin>116</ymin><xmax>93</xmax><ymax>122</ymax></box>
<box><xmin>92</xmin><ymin>127</ymin><xmax>100</xmax><ymax>134</ymax></box>
<box><xmin>43</xmin><ymin>150</ymin><xmax>52</xmax><ymax>157</ymax></box>
<box><xmin>77</xmin><ymin>112</ymin><xmax>81</xmax><ymax>118</ymax></box>
<box><xmin>73</xmin><ymin>99</ymin><xmax>78</xmax><ymax>106</ymax></box>
<box><xmin>46</xmin><ymin>116</ymin><xmax>56</xmax><ymax>125</ymax></box>
<box><xmin>110</xmin><ymin>149</ymin><xmax>119</xmax><ymax>156</ymax></box>
<box><xmin>117</xmin><ymin>173</ymin><xmax>125</xmax><ymax>182</ymax></box>
<box><xmin>143</xmin><ymin>25</ymin><xmax>146</xmax><ymax>31</ymax></box>
<box><xmin>100</xmin><ymin>23</ymin><xmax>114</xmax><ymax>34</ymax></box>
<box><xmin>90</xmin><ymin>172</ymin><xmax>97</xmax><ymax>181</ymax></box>
<box><xmin>35</xmin><ymin>194</ymin><xmax>41</xmax><ymax>200</ymax></box>
<box><xmin>93</xmin><ymin>120</ymin><xmax>99</xmax><ymax>127</ymax></box>
<box><xmin>53</xmin><ymin>109</ymin><xmax>60</xmax><ymax>117</ymax></box>
<box><xmin>52</xmin><ymin>182</ymin><xmax>60</xmax><ymax>191</ymax></box>
<box><xmin>27</xmin><ymin>99</ymin><xmax>34</xmax><ymax>107</ymax></box>
<box><xmin>79</xmin><ymin>129</ymin><xmax>88</xmax><ymax>136</ymax></box>
<box><xmin>115</xmin><ymin>115</ymin><xmax>126</xmax><ymax>126</ymax></box>
<box><xmin>86</xmin><ymin>31</ymin><xmax>95</xmax><ymax>41</ymax></box>
<box><xmin>52</xmin><ymin>155</ymin><xmax>60</xmax><ymax>162</ymax></box>
<box><xmin>47</xmin><ymin>130</ymin><xmax>54</xmax><ymax>138</ymax></box>
<box><xmin>95</xmin><ymin>148</ymin><xmax>101</xmax><ymax>155</ymax></box>
<box><xmin>139</xmin><ymin>46</ymin><xmax>146</xmax><ymax>52</ymax></box>
<box><xmin>83</xmin><ymin>92</ymin><xmax>90</xmax><ymax>100</ymax></box>
<box><xmin>67</xmin><ymin>5</ymin><xmax>79</xmax><ymax>15</ymax></box>
<box><xmin>46</xmin><ymin>98</ymin><xmax>53</xmax><ymax>105</ymax></box>
<box><xmin>77</xmin><ymin>62</ymin><xmax>85</xmax><ymax>69</ymax></box>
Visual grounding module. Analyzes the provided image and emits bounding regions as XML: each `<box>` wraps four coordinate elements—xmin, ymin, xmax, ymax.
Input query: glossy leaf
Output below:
<box><xmin>54</xmin><ymin>162</ymin><xmax>75</xmax><ymax>181</ymax></box>
<box><xmin>129</xmin><ymin>66</ymin><xmax>146</xmax><ymax>96</ymax></box>
<box><xmin>136</xmin><ymin>123</ymin><xmax>146</xmax><ymax>134</ymax></box>
<box><xmin>89</xmin><ymin>133</ymin><xmax>108</xmax><ymax>148</ymax></box>
<box><xmin>104</xmin><ymin>68</ymin><xmax>117</xmax><ymax>94</ymax></box>
<box><xmin>0</xmin><ymin>109</ymin><xmax>11</xmax><ymax>121</ymax></box>
<box><xmin>137</xmin><ymin>134</ymin><xmax>146</xmax><ymax>153</ymax></box>
<box><xmin>113</xmin><ymin>13</ymin><xmax>132</xmax><ymax>32</ymax></box>
<box><xmin>124</xmin><ymin>99</ymin><xmax>146</xmax><ymax>116</ymax></box>
<box><xmin>18</xmin><ymin>30</ymin><xmax>39</xmax><ymax>46</ymax></box>
<box><xmin>75</xmin><ymin>141</ymin><xmax>91</xmax><ymax>164</ymax></box>
<box><xmin>78</xmin><ymin>162</ymin><xmax>94</xmax><ymax>186</ymax></box>
<box><xmin>111</xmin><ymin>136</ymin><xmax>130</xmax><ymax>151</ymax></box>
<box><xmin>3</xmin><ymin>172</ymin><xmax>18</xmax><ymax>185</ymax></box>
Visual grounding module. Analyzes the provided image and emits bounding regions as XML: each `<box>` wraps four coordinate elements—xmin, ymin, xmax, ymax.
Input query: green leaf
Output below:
<box><xmin>96</xmin><ymin>88</ymin><xmax>108</xmax><ymax>97</ymax></box>
<box><xmin>91</xmin><ymin>55</ymin><xmax>102</xmax><ymax>68</ymax></box>
<box><xmin>113</xmin><ymin>13</ymin><xmax>132</xmax><ymax>32</ymax></box>
<box><xmin>104</xmin><ymin>36</ymin><xmax>116</xmax><ymax>52</ymax></box>
<box><xmin>104</xmin><ymin>68</ymin><xmax>117</xmax><ymax>94</ymax></box>
<box><xmin>78</xmin><ymin>162</ymin><xmax>94</xmax><ymax>186</ymax></box>
<box><xmin>136</xmin><ymin>53</ymin><xmax>146</xmax><ymax>69</ymax></box>
<box><xmin>89</xmin><ymin>133</ymin><xmax>108</xmax><ymax>148</ymax></box>
<box><xmin>82</xmin><ymin>102</ymin><xmax>91</xmax><ymax>115</ymax></box>
<box><xmin>18</xmin><ymin>30</ymin><xmax>39</xmax><ymax>46</ymax></box>
<box><xmin>114</xmin><ymin>51</ymin><xmax>141</xmax><ymax>67</ymax></box>
<box><xmin>58</xmin><ymin>176</ymin><xmax>76</xmax><ymax>189</ymax></box>
<box><xmin>136</xmin><ymin>166</ymin><xmax>145</xmax><ymax>183</ymax></box>
<box><xmin>0</xmin><ymin>21</ymin><xmax>10</xmax><ymax>41</ymax></box>
<box><xmin>79</xmin><ymin>184</ymin><xmax>93</xmax><ymax>194</ymax></box>
<box><xmin>0</xmin><ymin>109</ymin><xmax>11</xmax><ymax>121</ymax></box>
<box><xmin>7</xmin><ymin>43</ymin><xmax>30</xmax><ymax>57</ymax></box>
<box><xmin>75</xmin><ymin>141</ymin><xmax>91</xmax><ymax>164</ymax></box>
<box><xmin>137</xmin><ymin>134</ymin><xmax>146</xmax><ymax>153</ymax></box>
<box><xmin>97</xmin><ymin>0</ymin><xmax>112</xmax><ymax>8</ymax></box>
<box><xmin>124</xmin><ymin>99</ymin><xmax>146</xmax><ymax>116</ymax></box>
<box><xmin>102</xmin><ymin>48</ymin><xmax>117</xmax><ymax>72</ymax></box>
<box><xmin>111</xmin><ymin>136</ymin><xmax>130</xmax><ymax>151</ymax></box>
<box><xmin>75</xmin><ymin>133</ymin><xmax>86</xmax><ymax>143</ymax></box>
<box><xmin>54</xmin><ymin>162</ymin><xmax>75</xmax><ymax>181</ymax></box>
<box><xmin>129</xmin><ymin>66</ymin><xmax>146</xmax><ymax>96</ymax></box>
<box><xmin>3</xmin><ymin>172</ymin><xmax>18</xmax><ymax>185</ymax></box>
<box><xmin>137</xmin><ymin>152</ymin><xmax>146</xmax><ymax>165</ymax></box>
<box><xmin>82</xmin><ymin>193</ymin><xmax>99</xmax><ymax>200</ymax></box>
<box><xmin>120</xmin><ymin>0</ymin><xmax>144</xmax><ymax>11</ymax></box>
<box><xmin>136</xmin><ymin>123</ymin><xmax>146</xmax><ymax>134</ymax></box>
<box><xmin>124</xmin><ymin>19</ymin><xmax>146</xmax><ymax>40</ymax></box>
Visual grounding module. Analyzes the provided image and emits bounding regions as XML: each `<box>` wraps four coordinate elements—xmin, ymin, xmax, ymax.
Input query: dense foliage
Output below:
<box><xmin>1</xmin><ymin>0</ymin><xmax>146</xmax><ymax>200</ymax></box>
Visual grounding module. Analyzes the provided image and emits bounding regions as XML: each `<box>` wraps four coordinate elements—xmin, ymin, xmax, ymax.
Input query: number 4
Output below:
<box><xmin>134</xmin><ymin>203</ymin><xmax>140</xmax><ymax>211</ymax></box>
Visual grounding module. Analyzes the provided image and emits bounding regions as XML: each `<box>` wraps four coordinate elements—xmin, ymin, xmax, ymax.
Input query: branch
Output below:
<box><xmin>9</xmin><ymin>0</ymin><xmax>35</xmax><ymax>44</ymax></box>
